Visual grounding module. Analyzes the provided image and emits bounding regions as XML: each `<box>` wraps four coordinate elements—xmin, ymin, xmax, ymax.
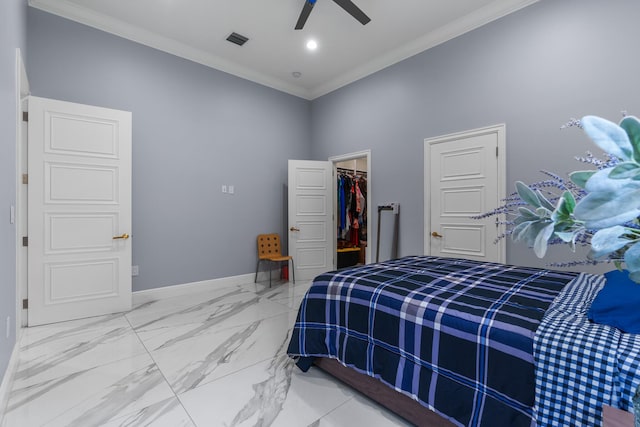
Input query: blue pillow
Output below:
<box><xmin>588</xmin><ymin>269</ymin><xmax>640</xmax><ymax>334</ymax></box>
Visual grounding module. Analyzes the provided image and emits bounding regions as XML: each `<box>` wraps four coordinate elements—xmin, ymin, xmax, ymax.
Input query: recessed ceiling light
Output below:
<box><xmin>292</xmin><ymin>71</ymin><xmax>302</xmax><ymax>78</ymax></box>
<box><xmin>306</xmin><ymin>40</ymin><xmax>318</xmax><ymax>51</ymax></box>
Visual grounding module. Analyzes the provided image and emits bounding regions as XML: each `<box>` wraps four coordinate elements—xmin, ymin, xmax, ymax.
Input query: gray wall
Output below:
<box><xmin>4</xmin><ymin>0</ymin><xmax>638</xmax><ymax>391</ymax></box>
<box><xmin>27</xmin><ymin>8</ymin><xmax>312</xmax><ymax>291</ymax></box>
<box><xmin>0</xmin><ymin>0</ymin><xmax>26</xmax><ymax>389</ymax></box>
<box><xmin>310</xmin><ymin>0</ymin><xmax>640</xmax><ymax>270</ymax></box>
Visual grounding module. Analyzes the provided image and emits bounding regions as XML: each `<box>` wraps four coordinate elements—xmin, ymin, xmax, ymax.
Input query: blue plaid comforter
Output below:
<box><xmin>287</xmin><ymin>256</ymin><xmax>579</xmax><ymax>426</ymax></box>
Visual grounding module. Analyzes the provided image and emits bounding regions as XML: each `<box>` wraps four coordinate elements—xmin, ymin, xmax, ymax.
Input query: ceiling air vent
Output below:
<box><xmin>226</xmin><ymin>32</ymin><xmax>249</xmax><ymax>46</ymax></box>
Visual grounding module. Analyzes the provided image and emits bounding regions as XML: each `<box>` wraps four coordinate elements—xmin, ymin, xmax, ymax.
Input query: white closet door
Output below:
<box><xmin>288</xmin><ymin>160</ymin><xmax>334</xmax><ymax>281</ymax></box>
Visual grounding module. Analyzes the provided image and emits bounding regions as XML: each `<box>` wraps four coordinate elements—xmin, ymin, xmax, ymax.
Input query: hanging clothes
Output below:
<box><xmin>355</xmin><ymin>180</ymin><xmax>362</xmax><ymax>213</ymax></box>
<box><xmin>337</xmin><ymin>169</ymin><xmax>367</xmax><ymax>245</ymax></box>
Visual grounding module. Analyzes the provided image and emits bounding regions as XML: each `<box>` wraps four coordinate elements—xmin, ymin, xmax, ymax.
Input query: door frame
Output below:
<box><xmin>329</xmin><ymin>150</ymin><xmax>372</xmax><ymax>265</ymax></box>
<box><xmin>423</xmin><ymin>125</ymin><xmax>506</xmax><ymax>262</ymax></box>
<box><xmin>15</xmin><ymin>48</ymin><xmax>29</xmax><ymax>331</ymax></box>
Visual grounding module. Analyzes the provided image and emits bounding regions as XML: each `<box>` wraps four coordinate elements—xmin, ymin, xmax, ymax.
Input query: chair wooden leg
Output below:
<box><xmin>291</xmin><ymin>259</ymin><xmax>295</xmax><ymax>284</ymax></box>
<box><xmin>269</xmin><ymin>261</ymin><xmax>272</xmax><ymax>288</ymax></box>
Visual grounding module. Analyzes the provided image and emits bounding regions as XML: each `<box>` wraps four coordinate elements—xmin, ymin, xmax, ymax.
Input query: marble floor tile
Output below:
<box><xmin>128</xmin><ymin>289</ymin><xmax>292</xmax><ymax>334</ymax></box>
<box><xmin>310</xmin><ymin>392</ymin><xmax>412</xmax><ymax>426</ymax></box>
<box><xmin>149</xmin><ymin>311</ymin><xmax>298</xmax><ymax>394</ymax></box>
<box><xmin>100</xmin><ymin>397</ymin><xmax>195</xmax><ymax>427</ymax></box>
<box><xmin>19</xmin><ymin>313</ymin><xmax>127</xmax><ymax>347</ymax></box>
<box><xmin>3</xmin><ymin>278</ymin><xmax>412</xmax><ymax>427</ymax></box>
<box><xmin>14</xmin><ymin>315</ymin><xmax>147</xmax><ymax>389</ymax></box>
<box><xmin>178</xmin><ymin>355</ymin><xmax>355</xmax><ymax>427</ymax></box>
<box><xmin>126</xmin><ymin>286</ymin><xmax>255</xmax><ymax>329</ymax></box>
<box><xmin>4</xmin><ymin>353</ymin><xmax>175</xmax><ymax>427</ymax></box>
<box><xmin>250</xmin><ymin>280</ymin><xmax>311</xmax><ymax>312</ymax></box>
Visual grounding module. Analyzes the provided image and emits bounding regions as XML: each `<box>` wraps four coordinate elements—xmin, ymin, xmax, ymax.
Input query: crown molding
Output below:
<box><xmin>28</xmin><ymin>0</ymin><xmax>313</xmax><ymax>100</ymax></box>
<box><xmin>310</xmin><ymin>0</ymin><xmax>540</xmax><ymax>99</ymax></box>
<box><xmin>29</xmin><ymin>0</ymin><xmax>538</xmax><ymax>101</ymax></box>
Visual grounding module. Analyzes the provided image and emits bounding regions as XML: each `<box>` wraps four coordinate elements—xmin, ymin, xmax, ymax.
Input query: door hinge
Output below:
<box><xmin>22</xmin><ymin>299</ymin><xmax>28</xmax><ymax>310</ymax></box>
<box><xmin>22</xmin><ymin>111</ymin><xmax>28</xmax><ymax>122</ymax></box>
<box><xmin>22</xmin><ymin>236</ymin><xmax>28</xmax><ymax>247</ymax></box>
<box><xmin>22</xmin><ymin>174</ymin><xmax>28</xmax><ymax>184</ymax></box>
<box><xmin>496</xmin><ymin>146</ymin><xmax>499</xmax><ymax>157</ymax></box>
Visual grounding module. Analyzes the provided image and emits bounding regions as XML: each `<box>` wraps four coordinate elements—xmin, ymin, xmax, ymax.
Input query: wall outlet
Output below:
<box><xmin>6</xmin><ymin>316</ymin><xmax>10</xmax><ymax>339</ymax></box>
<box><xmin>132</xmin><ymin>265</ymin><xmax>139</xmax><ymax>276</ymax></box>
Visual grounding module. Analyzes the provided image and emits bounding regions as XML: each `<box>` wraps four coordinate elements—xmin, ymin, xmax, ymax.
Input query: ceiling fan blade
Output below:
<box><xmin>332</xmin><ymin>0</ymin><xmax>370</xmax><ymax>25</ymax></box>
<box><xmin>295</xmin><ymin>0</ymin><xmax>315</xmax><ymax>30</ymax></box>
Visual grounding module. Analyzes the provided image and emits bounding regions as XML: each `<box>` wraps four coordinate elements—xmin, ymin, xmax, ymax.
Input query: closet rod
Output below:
<box><xmin>336</xmin><ymin>167</ymin><xmax>367</xmax><ymax>176</ymax></box>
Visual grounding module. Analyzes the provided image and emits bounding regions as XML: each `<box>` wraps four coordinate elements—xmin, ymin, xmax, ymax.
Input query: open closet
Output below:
<box><xmin>335</xmin><ymin>158</ymin><xmax>368</xmax><ymax>269</ymax></box>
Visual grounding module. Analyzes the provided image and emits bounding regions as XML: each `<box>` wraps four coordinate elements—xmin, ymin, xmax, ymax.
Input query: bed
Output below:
<box><xmin>286</xmin><ymin>256</ymin><xmax>640</xmax><ymax>426</ymax></box>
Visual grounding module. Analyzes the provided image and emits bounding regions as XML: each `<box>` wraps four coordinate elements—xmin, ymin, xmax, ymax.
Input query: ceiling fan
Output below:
<box><xmin>295</xmin><ymin>0</ymin><xmax>371</xmax><ymax>30</ymax></box>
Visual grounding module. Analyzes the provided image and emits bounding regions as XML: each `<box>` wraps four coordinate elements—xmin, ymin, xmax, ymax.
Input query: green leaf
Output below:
<box><xmin>555</xmin><ymin>231</ymin><xmax>579</xmax><ymax>251</ymax></box>
<box><xmin>628</xmin><ymin>271</ymin><xmax>640</xmax><ymax>283</ymax></box>
<box><xmin>515</xmin><ymin>181</ymin><xmax>540</xmax><ymax>208</ymax></box>
<box><xmin>536</xmin><ymin>207</ymin><xmax>551</xmax><ymax>218</ymax></box>
<box><xmin>609</xmin><ymin>162</ymin><xmax>640</xmax><ymax>179</ymax></box>
<box><xmin>582</xmin><ymin>115</ymin><xmax>633</xmax><ymax>161</ymax></box>
<box><xmin>517</xmin><ymin>207</ymin><xmax>540</xmax><ymax>220</ymax></box>
<box><xmin>533</xmin><ymin>223</ymin><xmax>555</xmax><ymax>258</ymax></box>
<box><xmin>584</xmin><ymin>168</ymin><xmax>640</xmax><ymax>193</ymax></box>
<box><xmin>513</xmin><ymin>220</ymin><xmax>546</xmax><ymax>247</ymax></box>
<box><xmin>536</xmin><ymin>190</ymin><xmax>556</xmax><ymax>211</ymax></box>
<box><xmin>555</xmin><ymin>231</ymin><xmax>576</xmax><ymax>242</ymax></box>
<box><xmin>514</xmin><ymin>216</ymin><xmax>530</xmax><ymax>225</ymax></box>
<box><xmin>569</xmin><ymin>171</ymin><xmax>596</xmax><ymax>188</ymax></box>
<box><xmin>620</xmin><ymin>116</ymin><xmax>640</xmax><ymax>163</ymax></box>
<box><xmin>512</xmin><ymin>221</ymin><xmax>532</xmax><ymax>241</ymax></box>
<box><xmin>589</xmin><ymin>226</ymin><xmax>630</xmax><ymax>259</ymax></box>
<box><xmin>574</xmin><ymin>188</ymin><xmax>640</xmax><ymax>229</ymax></box>
<box><xmin>562</xmin><ymin>191</ymin><xmax>576</xmax><ymax>213</ymax></box>
<box><xmin>552</xmin><ymin>192</ymin><xmax>576</xmax><ymax>222</ymax></box>
<box><xmin>624</xmin><ymin>242</ymin><xmax>640</xmax><ymax>283</ymax></box>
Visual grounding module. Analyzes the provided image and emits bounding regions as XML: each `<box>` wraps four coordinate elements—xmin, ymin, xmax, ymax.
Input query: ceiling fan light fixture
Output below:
<box><xmin>306</xmin><ymin>40</ymin><xmax>318</xmax><ymax>51</ymax></box>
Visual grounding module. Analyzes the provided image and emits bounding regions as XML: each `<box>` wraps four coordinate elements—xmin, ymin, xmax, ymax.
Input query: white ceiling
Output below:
<box><xmin>28</xmin><ymin>0</ymin><xmax>538</xmax><ymax>100</ymax></box>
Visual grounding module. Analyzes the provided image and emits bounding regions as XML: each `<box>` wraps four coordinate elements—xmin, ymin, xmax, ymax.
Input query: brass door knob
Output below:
<box><xmin>431</xmin><ymin>231</ymin><xmax>443</xmax><ymax>238</ymax></box>
<box><xmin>112</xmin><ymin>233</ymin><xmax>130</xmax><ymax>240</ymax></box>
<box><xmin>290</xmin><ymin>227</ymin><xmax>300</xmax><ymax>232</ymax></box>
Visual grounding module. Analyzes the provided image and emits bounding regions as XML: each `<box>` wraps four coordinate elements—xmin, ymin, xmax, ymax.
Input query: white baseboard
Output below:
<box><xmin>0</xmin><ymin>332</ymin><xmax>22</xmax><ymax>424</ymax></box>
<box><xmin>132</xmin><ymin>269</ymin><xmax>281</xmax><ymax>305</ymax></box>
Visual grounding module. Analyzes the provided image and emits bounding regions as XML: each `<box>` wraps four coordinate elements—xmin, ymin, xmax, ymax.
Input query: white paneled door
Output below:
<box><xmin>28</xmin><ymin>96</ymin><xmax>132</xmax><ymax>326</ymax></box>
<box><xmin>425</xmin><ymin>125</ymin><xmax>505</xmax><ymax>263</ymax></box>
<box><xmin>288</xmin><ymin>160</ymin><xmax>334</xmax><ymax>282</ymax></box>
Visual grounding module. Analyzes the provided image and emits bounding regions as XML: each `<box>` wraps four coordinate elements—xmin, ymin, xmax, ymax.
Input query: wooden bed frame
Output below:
<box><xmin>314</xmin><ymin>358</ymin><xmax>455</xmax><ymax>426</ymax></box>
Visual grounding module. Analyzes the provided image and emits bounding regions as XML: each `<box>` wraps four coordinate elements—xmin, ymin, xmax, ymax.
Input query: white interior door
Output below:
<box><xmin>288</xmin><ymin>160</ymin><xmax>334</xmax><ymax>282</ymax></box>
<box><xmin>424</xmin><ymin>125</ymin><xmax>505</xmax><ymax>263</ymax></box>
<box><xmin>28</xmin><ymin>96</ymin><xmax>132</xmax><ymax>326</ymax></box>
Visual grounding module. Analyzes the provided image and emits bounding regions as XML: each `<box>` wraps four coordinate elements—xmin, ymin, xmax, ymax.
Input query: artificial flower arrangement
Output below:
<box><xmin>485</xmin><ymin>114</ymin><xmax>640</xmax><ymax>424</ymax></box>
<box><xmin>480</xmin><ymin>113</ymin><xmax>640</xmax><ymax>283</ymax></box>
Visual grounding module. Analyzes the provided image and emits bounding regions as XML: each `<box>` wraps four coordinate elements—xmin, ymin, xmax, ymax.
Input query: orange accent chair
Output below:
<box><xmin>255</xmin><ymin>233</ymin><xmax>295</xmax><ymax>287</ymax></box>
